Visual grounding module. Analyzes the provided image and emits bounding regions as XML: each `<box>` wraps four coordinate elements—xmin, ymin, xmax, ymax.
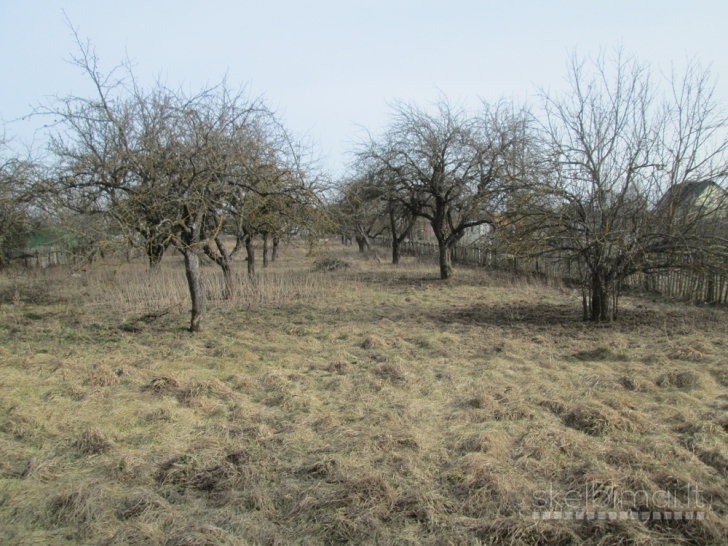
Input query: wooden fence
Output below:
<box><xmin>380</xmin><ymin>238</ymin><xmax>572</xmax><ymax>278</ymax></box>
<box><xmin>13</xmin><ymin>237</ymin><xmax>728</xmax><ymax>303</ymax></box>
<box><xmin>376</xmin><ymin>238</ymin><xmax>728</xmax><ymax>303</ymax></box>
<box><xmin>12</xmin><ymin>246</ymin><xmax>72</xmax><ymax>268</ymax></box>
<box><xmin>624</xmin><ymin>269</ymin><xmax>728</xmax><ymax>303</ymax></box>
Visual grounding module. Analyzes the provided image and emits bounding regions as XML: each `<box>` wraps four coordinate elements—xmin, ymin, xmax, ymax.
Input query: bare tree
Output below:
<box><xmin>347</xmin><ymin>165</ymin><xmax>419</xmax><ymax>264</ymax></box>
<box><xmin>334</xmin><ymin>175</ymin><xmax>387</xmax><ymax>253</ymax></box>
<box><xmin>649</xmin><ymin>60</ymin><xmax>728</xmax><ymax>274</ymax></box>
<box><xmin>509</xmin><ymin>50</ymin><xmax>728</xmax><ymax>321</ymax></box>
<box><xmin>211</xmin><ymin>121</ymin><xmax>323</xmax><ymax>279</ymax></box>
<box><xmin>0</xmin><ymin>134</ymin><xmax>38</xmax><ymax>265</ymax></box>
<box><xmin>360</xmin><ymin>98</ymin><xmax>531</xmax><ymax>279</ymax></box>
<box><xmin>382</xmin><ymin>176</ymin><xmax>419</xmax><ymax>265</ymax></box>
<box><xmin>48</xmin><ymin>39</ymin><xmax>261</xmax><ymax>331</ymax></box>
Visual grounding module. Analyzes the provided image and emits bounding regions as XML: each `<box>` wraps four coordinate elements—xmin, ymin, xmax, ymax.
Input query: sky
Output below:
<box><xmin>1</xmin><ymin>1</ymin><xmax>727</xmax><ymax>176</ymax></box>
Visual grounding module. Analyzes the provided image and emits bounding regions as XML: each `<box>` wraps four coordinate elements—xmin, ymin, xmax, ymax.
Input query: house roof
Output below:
<box><xmin>656</xmin><ymin>180</ymin><xmax>727</xmax><ymax>210</ymax></box>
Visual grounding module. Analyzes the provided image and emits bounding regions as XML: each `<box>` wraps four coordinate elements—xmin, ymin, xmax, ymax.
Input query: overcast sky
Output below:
<box><xmin>2</xmin><ymin>1</ymin><xmax>727</xmax><ymax>176</ymax></box>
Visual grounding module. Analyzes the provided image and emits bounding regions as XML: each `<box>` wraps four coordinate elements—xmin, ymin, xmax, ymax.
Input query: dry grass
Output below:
<box><xmin>1</xmin><ymin>242</ymin><xmax>728</xmax><ymax>544</ymax></box>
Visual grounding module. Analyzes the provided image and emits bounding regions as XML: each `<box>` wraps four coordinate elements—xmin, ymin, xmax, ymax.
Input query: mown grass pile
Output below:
<box><xmin>1</xmin><ymin>243</ymin><xmax>727</xmax><ymax>545</ymax></box>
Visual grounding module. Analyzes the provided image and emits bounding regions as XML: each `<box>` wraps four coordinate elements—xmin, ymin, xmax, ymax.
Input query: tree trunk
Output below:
<box><xmin>262</xmin><ymin>233</ymin><xmax>269</xmax><ymax>267</ymax></box>
<box><xmin>182</xmin><ymin>250</ymin><xmax>206</xmax><ymax>332</ymax></box>
<box><xmin>272</xmin><ymin>236</ymin><xmax>279</xmax><ymax>261</ymax></box>
<box><xmin>590</xmin><ymin>269</ymin><xmax>610</xmax><ymax>322</ymax></box>
<box><xmin>438</xmin><ymin>240</ymin><xmax>453</xmax><ymax>280</ymax></box>
<box><xmin>392</xmin><ymin>237</ymin><xmax>401</xmax><ymax>265</ymax></box>
<box><xmin>356</xmin><ymin>235</ymin><xmax>369</xmax><ymax>253</ymax></box>
<box><xmin>221</xmin><ymin>261</ymin><xmax>233</xmax><ymax>299</ymax></box>
<box><xmin>245</xmin><ymin>236</ymin><xmax>255</xmax><ymax>277</ymax></box>
<box><xmin>203</xmin><ymin>237</ymin><xmax>235</xmax><ymax>299</ymax></box>
<box><xmin>389</xmin><ymin>208</ymin><xmax>409</xmax><ymax>265</ymax></box>
<box><xmin>148</xmin><ymin>241</ymin><xmax>166</xmax><ymax>270</ymax></box>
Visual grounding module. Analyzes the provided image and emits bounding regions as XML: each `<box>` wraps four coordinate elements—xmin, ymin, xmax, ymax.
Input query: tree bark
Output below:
<box><xmin>707</xmin><ymin>276</ymin><xmax>716</xmax><ymax>302</ymax></box>
<box><xmin>148</xmin><ymin>241</ymin><xmax>166</xmax><ymax>270</ymax></box>
<box><xmin>590</xmin><ymin>269</ymin><xmax>610</xmax><ymax>321</ymax></box>
<box><xmin>272</xmin><ymin>236</ymin><xmax>279</xmax><ymax>261</ymax></box>
<box><xmin>245</xmin><ymin>235</ymin><xmax>255</xmax><ymax>276</ymax></box>
<box><xmin>356</xmin><ymin>235</ymin><xmax>369</xmax><ymax>253</ymax></box>
<box><xmin>182</xmin><ymin>249</ymin><xmax>206</xmax><ymax>332</ymax></box>
<box><xmin>203</xmin><ymin>236</ymin><xmax>237</xmax><ymax>299</ymax></box>
<box><xmin>221</xmin><ymin>261</ymin><xmax>233</xmax><ymax>298</ymax></box>
<box><xmin>262</xmin><ymin>233</ymin><xmax>269</xmax><ymax>267</ymax></box>
<box><xmin>438</xmin><ymin>240</ymin><xmax>453</xmax><ymax>279</ymax></box>
<box><xmin>389</xmin><ymin>207</ymin><xmax>412</xmax><ymax>265</ymax></box>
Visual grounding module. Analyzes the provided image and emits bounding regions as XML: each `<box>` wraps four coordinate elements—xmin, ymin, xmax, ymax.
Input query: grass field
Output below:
<box><xmin>1</xmin><ymin>243</ymin><xmax>728</xmax><ymax>545</ymax></box>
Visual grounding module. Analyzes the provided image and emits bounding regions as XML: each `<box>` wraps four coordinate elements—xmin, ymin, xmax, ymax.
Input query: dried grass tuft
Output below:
<box><xmin>458</xmin><ymin>429</ymin><xmax>512</xmax><ymax>455</ymax></box>
<box><xmin>572</xmin><ymin>346</ymin><xmax>626</xmax><ymax>361</ymax></box>
<box><xmin>297</xmin><ymin>458</ymin><xmax>338</xmax><ymax>480</ymax></box>
<box><xmin>669</xmin><ymin>342</ymin><xmax>712</xmax><ymax>362</ymax></box>
<box><xmin>361</xmin><ymin>335</ymin><xmax>388</xmax><ymax>350</ymax></box>
<box><xmin>20</xmin><ymin>457</ymin><xmax>59</xmax><ymax>481</ymax></box>
<box><xmin>326</xmin><ymin>358</ymin><xmax>352</xmax><ymax>375</ymax></box>
<box><xmin>463</xmin><ymin>393</ymin><xmax>500</xmax><ymax>412</ymax></box>
<box><xmin>180</xmin><ymin>378</ymin><xmax>233</xmax><ymax>405</ymax></box>
<box><xmin>448</xmin><ymin>453</ymin><xmax>531</xmax><ymax>516</ymax></box>
<box><xmin>87</xmin><ymin>365</ymin><xmax>121</xmax><ymax>387</ymax></box>
<box><xmin>620</xmin><ymin>374</ymin><xmax>649</xmax><ymax>391</ymax></box>
<box><xmin>156</xmin><ymin>451</ymin><xmax>252</xmax><ymax>495</ymax></box>
<box><xmin>494</xmin><ymin>402</ymin><xmax>535</xmax><ymax>421</ymax></box>
<box><xmin>156</xmin><ymin>454</ymin><xmax>197</xmax><ymax>485</ymax></box>
<box><xmin>563</xmin><ymin>405</ymin><xmax>632</xmax><ymax>436</ymax></box>
<box><xmin>163</xmin><ymin>524</ymin><xmax>235</xmax><ymax>546</ymax></box>
<box><xmin>655</xmin><ymin>370</ymin><xmax>702</xmax><ymax>390</ymax></box>
<box><xmin>116</xmin><ymin>490</ymin><xmax>168</xmax><ymax>520</ymax></box>
<box><xmin>342</xmin><ymin>474</ymin><xmax>397</xmax><ymax>508</ymax></box>
<box><xmin>102</xmin><ymin>522</ymin><xmax>162</xmax><ymax>546</ymax></box>
<box><xmin>145</xmin><ymin>375</ymin><xmax>182</xmax><ymax>395</ymax></box>
<box><xmin>75</xmin><ymin>427</ymin><xmax>113</xmax><ymax>456</ymax></box>
<box><xmin>46</xmin><ymin>485</ymin><xmax>111</xmax><ymax>537</ymax></box>
<box><xmin>313</xmin><ymin>255</ymin><xmax>350</xmax><ymax>272</ymax></box>
<box><xmin>373</xmin><ymin>362</ymin><xmax>407</xmax><ymax>383</ymax></box>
